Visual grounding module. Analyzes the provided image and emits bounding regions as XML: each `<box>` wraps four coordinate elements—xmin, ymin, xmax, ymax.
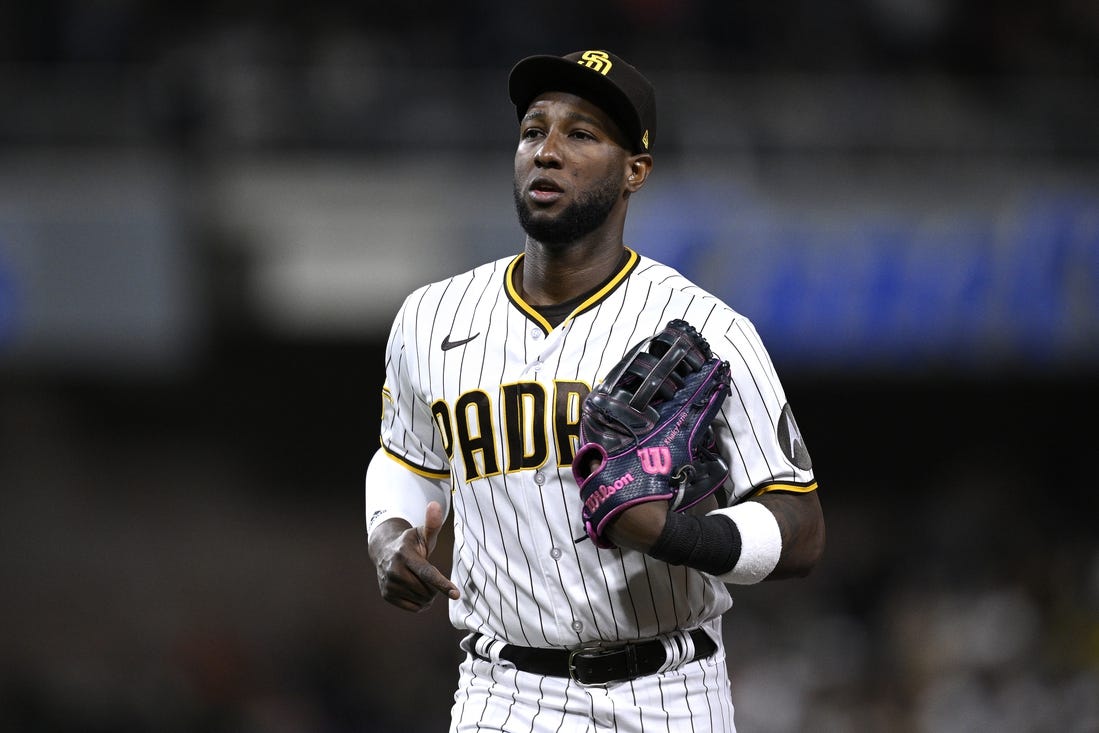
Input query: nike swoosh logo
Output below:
<box><xmin>441</xmin><ymin>332</ymin><xmax>481</xmax><ymax>351</ymax></box>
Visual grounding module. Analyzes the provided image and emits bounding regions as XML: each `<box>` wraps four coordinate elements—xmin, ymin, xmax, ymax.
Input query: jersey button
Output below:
<box><xmin>571</xmin><ymin>620</ymin><xmax>584</xmax><ymax>633</ymax></box>
<box><xmin>550</xmin><ymin>547</ymin><xmax>562</xmax><ymax>560</ymax></box>
<box><xmin>533</xmin><ymin>471</ymin><xmax>546</xmax><ymax>485</ymax></box>
<box><xmin>531</xmin><ymin>328</ymin><xmax>543</xmax><ymax>340</ymax></box>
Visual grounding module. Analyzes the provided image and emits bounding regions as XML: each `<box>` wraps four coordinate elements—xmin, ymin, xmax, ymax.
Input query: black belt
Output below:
<box><xmin>470</xmin><ymin>629</ymin><xmax>716</xmax><ymax>686</ymax></box>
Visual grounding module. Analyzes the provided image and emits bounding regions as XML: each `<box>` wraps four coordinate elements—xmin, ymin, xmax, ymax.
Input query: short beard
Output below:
<box><xmin>513</xmin><ymin>175</ymin><xmax>621</xmax><ymax>247</ymax></box>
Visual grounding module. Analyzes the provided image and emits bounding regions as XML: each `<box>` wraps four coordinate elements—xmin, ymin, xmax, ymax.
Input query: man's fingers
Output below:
<box><xmin>421</xmin><ymin>500</ymin><xmax>445</xmax><ymax>552</ymax></box>
<box><xmin>405</xmin><ymin>508</ymin><xmax>461</xmax><ymax>602</ymax></box>
<box><xmin>380</xmin><ymin>559</ymin><xmax>458</xmax><ymax>610</ymax></box>
<box><xmin>414</xmin><ymin>559</ymin><xmax>461</xmax><ymax>601</ymax></box>
<box><xmin>374</xmin><ymin>509</ymin><xmax>460</xmax><ymax>613</ymax></box>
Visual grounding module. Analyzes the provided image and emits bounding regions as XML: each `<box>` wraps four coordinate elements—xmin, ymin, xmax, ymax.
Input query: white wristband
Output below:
<box><xmin>708</xmin><ymin>501</ymin><xmax>782</xmax><ymax>585</ymax></box>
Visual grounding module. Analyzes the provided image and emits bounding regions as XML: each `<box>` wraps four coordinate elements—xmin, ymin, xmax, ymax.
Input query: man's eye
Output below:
<box><xmin>521</xmin><ymin>128</ymin><xmax>543</xmax><ymax>140</ymax></box>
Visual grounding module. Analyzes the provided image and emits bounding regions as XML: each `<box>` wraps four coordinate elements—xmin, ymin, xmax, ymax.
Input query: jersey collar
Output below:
<box><xmin>505</xmin><ymin>247</ymin><xmax>640</xmax><ymax>333</ymax></box>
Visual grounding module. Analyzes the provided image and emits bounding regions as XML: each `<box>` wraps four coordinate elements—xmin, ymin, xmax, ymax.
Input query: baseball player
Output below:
<box><xmin>365</xmin><ymin>49</ymin><xmax>825</xmax><ymax>732</ymax></box>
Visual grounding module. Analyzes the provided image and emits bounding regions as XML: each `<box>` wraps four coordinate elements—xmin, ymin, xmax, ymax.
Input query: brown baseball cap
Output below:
<box><xmin>508</xmin><ymin>49</ymin><xmax>657</xmax><ymax>154</ymax></box>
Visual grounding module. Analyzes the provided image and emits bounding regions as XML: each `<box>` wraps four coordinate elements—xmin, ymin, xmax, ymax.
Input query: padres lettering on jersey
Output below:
<box><xmin>426</xmin><ymin>380</ymin><xmax>589</xmax><ymax>482</ymax></box>
<box><xmin>377</xmin><ymin>248</ymin><xmax>817</xmax><ymax>648</ymax></box>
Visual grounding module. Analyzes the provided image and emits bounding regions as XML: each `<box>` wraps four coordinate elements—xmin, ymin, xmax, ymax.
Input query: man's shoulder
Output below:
<box><xmin>404</xmin><ymin>254</ymin><xmax>516</xmax><ymax>302</ymax></box>
<box><xmin>629</xmin><ymin>252</ymin><xmax>752</xmax><ymax>331</ymax></box>
<box><xmin>631</xmin><ymin>253</ymin><xmax>724</xmax><ymax>301</ymax></box>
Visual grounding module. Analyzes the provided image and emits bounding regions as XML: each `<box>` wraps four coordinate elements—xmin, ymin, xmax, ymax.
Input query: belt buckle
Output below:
<box><xmin>567</xmin><ymin>642</ymin><xmax>626</xmax><ymax>687</ymax></box>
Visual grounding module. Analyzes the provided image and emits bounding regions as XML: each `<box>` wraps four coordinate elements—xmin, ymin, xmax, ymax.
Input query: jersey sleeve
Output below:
<box><xmin>378</xmin><ymin>291</ymin><xmax>452</xmax><ymax>478</ymax></box>
<box><xmin>364</xmin><ymin>293</ymin><xmax>453</xmax><ymax>535</ymax></box>
<box><xmin>707</xmin><ymin>316</ymin><xmax>818</xmax><ymax>504</ymax></box>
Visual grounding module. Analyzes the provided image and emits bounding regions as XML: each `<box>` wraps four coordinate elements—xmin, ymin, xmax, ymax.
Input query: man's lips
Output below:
<box><xmin>528</xmin><ymin>178</ymin><xmax>564</xmax><ymax>203</ymax></box>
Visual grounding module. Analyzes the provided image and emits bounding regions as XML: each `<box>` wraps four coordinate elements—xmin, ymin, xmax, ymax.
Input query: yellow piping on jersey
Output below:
<box><xmin>753</xmin><ymin>480</ymin><xmax>819</xmax><ymax>495</ymax></box>
<box><xmin>380</xmin><ymin>441</ymin><xmax>451</xmax><ymax>479</ymax></box>
<box><xmin>505</xmin><ymin>247</ymin><xmax>640</xmax><ymax>332</ymax></box>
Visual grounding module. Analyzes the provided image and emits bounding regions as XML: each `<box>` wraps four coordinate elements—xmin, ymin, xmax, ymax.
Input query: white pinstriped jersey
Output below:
<box><xmin>369</xmin><ymin>247</ymin><xmax>817</xmax><ymax>648</ymax></box>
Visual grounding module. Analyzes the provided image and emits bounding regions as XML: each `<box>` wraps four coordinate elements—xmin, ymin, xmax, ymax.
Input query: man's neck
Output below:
<box><xmin>518</xmin><ymin>238</ymin><xmax>626</xmax><ymax>306</ymax></box>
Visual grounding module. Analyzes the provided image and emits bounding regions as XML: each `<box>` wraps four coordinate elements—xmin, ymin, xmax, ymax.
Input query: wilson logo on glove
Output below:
<box><xmin>637</xmin><ymin>446</ymin><xmax>672</xmax><ymax>475</ymax></box>
<box><xmin>583</xmin><ymin>472</ymin><xmax>636</xmax><ymax>513</ymax></box>
<box><xmin>573</xmin><ymin>319</ymin><xmax>733</xmax><ymax>549</ymax></box>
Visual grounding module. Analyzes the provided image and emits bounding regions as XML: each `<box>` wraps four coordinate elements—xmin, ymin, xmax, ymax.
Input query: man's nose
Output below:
<box><xmin>534</xmin><ymin>130</ymin><xmax>563</xmax><ymax>167</ymax></box>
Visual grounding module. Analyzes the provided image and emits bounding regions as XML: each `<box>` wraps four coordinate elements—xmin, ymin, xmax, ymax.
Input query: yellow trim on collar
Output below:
<box><xmin>505</xmin><ymin>247</ymin><xmax>640</xmax><ymax>333</ymax></box>
<box><xmin>505</xmin><ymin>255</ymin><xmax>553</xmax><ymax>332</ymax></box>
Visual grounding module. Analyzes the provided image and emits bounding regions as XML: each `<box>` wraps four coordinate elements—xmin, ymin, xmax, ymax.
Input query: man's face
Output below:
<box><xmin>512</xmin><ymin>92</ymin><xmax>632</xmax><ymax>246</ymax></box>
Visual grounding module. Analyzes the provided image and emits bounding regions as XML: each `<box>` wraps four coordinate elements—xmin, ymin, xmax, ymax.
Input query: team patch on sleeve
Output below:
<box><xmin>381</xmin><ymin>386</ymin><xmax>392</xmax><ymax>420</ymax></box>
<box><xmin>777</xmin><ymin>403</ymin><xmax>812</xmax><ymax>470</ymax></box>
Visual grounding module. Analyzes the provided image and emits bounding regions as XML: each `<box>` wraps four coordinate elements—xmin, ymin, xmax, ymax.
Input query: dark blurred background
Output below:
<box><xmin>1</xmin><ymin>2</ymin><xmax>1098</xmax><ymax>731</ymax></box>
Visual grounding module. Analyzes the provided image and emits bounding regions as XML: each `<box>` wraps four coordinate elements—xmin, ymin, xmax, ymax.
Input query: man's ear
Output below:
<box><xmin>625</xmin><ymin>154</ymin><xmax>654</xmax><ymax>193</ymax></box>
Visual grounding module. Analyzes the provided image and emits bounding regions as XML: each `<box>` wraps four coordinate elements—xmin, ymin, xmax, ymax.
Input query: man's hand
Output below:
<box><xmin>604</xmin><ymin>494</ymin><xmax>720</xmax><ymax>552</ymax></box>
<box><xmin>368</xmin><ymin>501</ymin><xmax>460</xmax><ymax>612</ymax></box>
<box><xmin>603</xmin><ymin>500</ymin><xmax>669</xmax><ymax>552</ymax></box>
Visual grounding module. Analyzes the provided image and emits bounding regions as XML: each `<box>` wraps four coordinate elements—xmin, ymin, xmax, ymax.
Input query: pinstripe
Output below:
<box><xmin>379</xmin><ymin>250</ymin><xmax>813</xmax><ymax>732</ymax></box>
<box><xmin>719</xmin><ymin>323</ymin><xmax>789</xmax><ymax>490</ymax></box>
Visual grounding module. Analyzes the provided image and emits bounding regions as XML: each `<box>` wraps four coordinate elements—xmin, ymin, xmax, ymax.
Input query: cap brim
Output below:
<box><xmin>508</xmin><ymin>55</ymin><xmax>641</xmax><ymax>150</ymax></box>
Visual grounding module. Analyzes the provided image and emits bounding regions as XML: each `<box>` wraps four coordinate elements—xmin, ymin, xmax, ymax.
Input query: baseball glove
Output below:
<box><xmin>573</xmin><ymin>319</ymin><xmax>732</xmax><ymax>548</ymax></box>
